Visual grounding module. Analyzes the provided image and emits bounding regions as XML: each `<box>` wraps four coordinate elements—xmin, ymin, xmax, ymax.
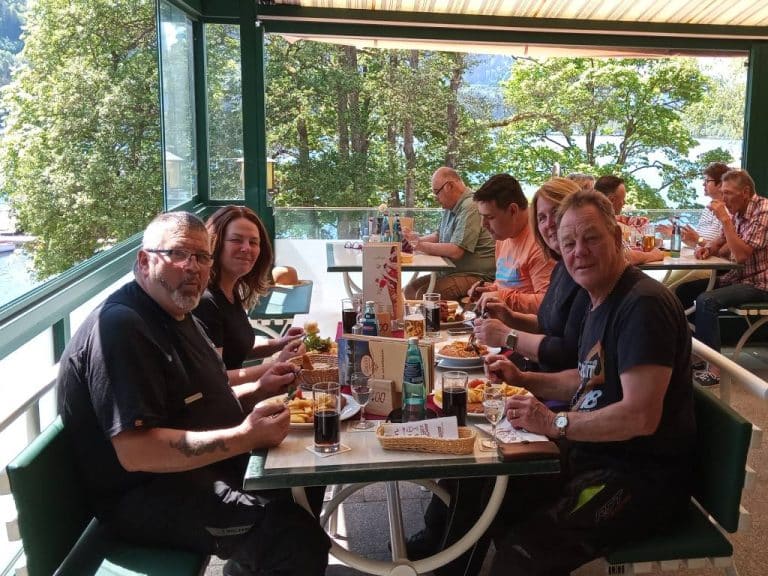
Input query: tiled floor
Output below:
<box><xmin>206</xmin><ymin>243</ymin><xmax>768</xmax><ymax>575</ymax></box>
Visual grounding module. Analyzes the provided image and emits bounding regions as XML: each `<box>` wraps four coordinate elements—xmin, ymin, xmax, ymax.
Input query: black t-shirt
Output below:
<box><xmin>569</xmin><ymin>267</ymin><xmax>696</xmax><ymax>485</ymax></box>
<box><xmin>194</xmin><ymin>286</ymin><xmax>254</xmax><ymax>370</ymax></box>
<box><xmin>56</xmin><ymin>281</ymin><xmax>244</xmax><ymax>518</ymax></box>
<box><xmin>536</xmin><ymin>260</ymin><xmax>591</xmax><ymax>372</ymax></box>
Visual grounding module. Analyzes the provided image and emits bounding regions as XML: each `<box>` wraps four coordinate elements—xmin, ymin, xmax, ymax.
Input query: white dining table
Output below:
<box><xmin>326</xmin><ymin>242</ymin><xmax>456</xmax><ymax>298</ymax></box>
<box><xmin>245</xmin><ymin>345</ymin><xmax>558</xmax><ymax>576</ymax></box>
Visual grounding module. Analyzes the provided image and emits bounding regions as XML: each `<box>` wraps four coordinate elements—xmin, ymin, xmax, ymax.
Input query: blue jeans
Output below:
<box><xmin>685</xmin><ymin>282</ymin><xmax>768</xmax><ymax>351</ymax></box>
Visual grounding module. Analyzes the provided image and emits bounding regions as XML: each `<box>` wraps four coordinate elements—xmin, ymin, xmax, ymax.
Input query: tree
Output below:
<box><xmin>495</xmin><ymin>57</ymin><xmax>721</xmax><ymax>208</ymax></box>
<box><xmin>683</xmin><ymin>57</ymin><xmax>747</xmax><ymax>140</ymax></box>
<box><xmin>0</xmin><ymin>0</ymin><xmax>160</xmax><ymax>278</ymax></box>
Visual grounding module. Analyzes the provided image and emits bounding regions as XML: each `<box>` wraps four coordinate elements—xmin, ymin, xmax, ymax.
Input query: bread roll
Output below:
<box><xmin>273</xmin><ymin>266</ymin><xmax>299</xmax><ymax>285</ymax></box>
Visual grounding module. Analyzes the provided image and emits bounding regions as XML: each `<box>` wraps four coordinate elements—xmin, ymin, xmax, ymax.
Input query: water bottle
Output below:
<box><xmin>393</xmin><ymin>214</ymin><xmax>402</xmax><ymax>243</ymax></box>
<box><xmin>360</xmin><ymin>300</ymin><xmax>379</xmax><ymax>336</ymax></box>
<box><xmin>345</xmin><ymin>323</ymin><xmax>362</xmax><ymax>385</ymax></box>
<box><xmin>402</xmin><ymin>337</ymin><xmax>426</xmax><ymax>422</ymax></box>
<box><xmin>381</xmin><ymin>214</ymin><xmax>390</xmax><ymax>242</ymax></box>
<box><xmin>670</xmin><ymin>217</ymin><xmax>682</xmax><ymax>258</ymax></box>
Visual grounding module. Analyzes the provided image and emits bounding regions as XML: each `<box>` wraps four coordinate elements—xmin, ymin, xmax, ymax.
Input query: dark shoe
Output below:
<box><xmin>223</xmin><ymin>559</ymin><xmax>253</xmax><ymax>576</ymax></box>
<box><xmin>694</xmin><ymin>370</ymin><xmax>720</xmax><ymax>387</ymax></box>
<box><xmin>691</xmin><ymin>360</ymin><xmax>706</xmax><ymax>371</ymax></box>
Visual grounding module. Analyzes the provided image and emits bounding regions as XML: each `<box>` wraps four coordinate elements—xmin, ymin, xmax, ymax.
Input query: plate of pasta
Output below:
<box><xmin>435</xmin><ymin>340</ymin><xmax>498</xmax><ymax>368</ymax></box>
<box><xmin>281</xmin><ymin>393</ymin><xmax>360</xmax><ymax>428</ymax></box>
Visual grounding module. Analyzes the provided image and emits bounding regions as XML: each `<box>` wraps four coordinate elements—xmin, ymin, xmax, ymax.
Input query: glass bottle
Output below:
<box><xmin>360</xmin><ymin>300</ymin><xmax>379</xmax><ymax>336</ymax></box>
<box><xmin>670</xmin><ymin>216</ymin><xmax>682</xmax><ymax>258</ymax></box>
<box><xmin>402</xmin><ymin>337</ymin><xmax>426</xmax><ymax>422</ymax></box>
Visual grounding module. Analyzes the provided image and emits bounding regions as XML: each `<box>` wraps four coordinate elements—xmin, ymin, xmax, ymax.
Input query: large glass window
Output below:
<box><xmin>159</xmin><ymin>1</ymin><xmax>197</xmax><ymax>207</ymax></box>
<box><xmin>265</xmin><ymin>34</ymin><xmax>747</xmax><ymax>216</ymax></box>
<box><xmin>205</xmin><ymin>24</ymin><xmax>244</xmax><ymax>200</ymax></box>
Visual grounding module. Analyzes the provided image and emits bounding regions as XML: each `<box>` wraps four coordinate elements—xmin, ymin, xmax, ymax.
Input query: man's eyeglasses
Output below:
<box><xmin>344</xmin><ymin>241</ymin><xmax>363</xmax><ymax>250</ymax></box>
<box><xmin>432</xmin><ymin>181</ymin><xmax>450</xmax><ymax>196</ymax></box>
<box><xmin>145</xmin><ymin>248</ymin><xmax>214</xmax><ymax>266</ymax></box>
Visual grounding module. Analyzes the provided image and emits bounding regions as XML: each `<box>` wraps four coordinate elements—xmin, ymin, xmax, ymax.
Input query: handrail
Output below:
<box><xmin>692</xmin><ymin>337</ymin><xmax>768</xmax><ymax>404</ymax></box>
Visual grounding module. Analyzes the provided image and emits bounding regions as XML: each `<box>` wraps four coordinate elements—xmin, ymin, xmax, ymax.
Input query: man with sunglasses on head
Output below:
<box><xmin>403</xmin><ymin>166</ymin><xmax>496</xmax><ymax>300</ymax></box>
<box><xmin>57</xmin><ymin>212</ymin><xmax>329</xmax><ymax>576</ymax></box>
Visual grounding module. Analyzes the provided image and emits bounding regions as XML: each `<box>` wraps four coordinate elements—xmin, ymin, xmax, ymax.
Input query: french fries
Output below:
<box><xmin>285</xmin><ymin>395</ymin><xmax>341</xmax><ymax>424</ymax></box>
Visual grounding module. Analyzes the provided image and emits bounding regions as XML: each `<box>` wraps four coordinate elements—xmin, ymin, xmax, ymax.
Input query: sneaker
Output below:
<box><xmin>691</xmin><ymin>360</ymin><xmax>707</xmax><ymax>371</ymax></box>
<box><xmin>694</xmin><ymin>370</ymin><xmax>720</xmax><ymax>387</ymax></box>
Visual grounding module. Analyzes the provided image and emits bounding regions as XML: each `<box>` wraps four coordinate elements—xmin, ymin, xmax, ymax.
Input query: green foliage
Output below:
<box><xmin>497</xmin><ymin>57</ymin><xmax>715</xmax><ymax>208</ymax></box>
<box><xmin>264</xmin><ymin>37</ymin><xmax>499</xmax><ymax>211</ymax></box>
<box><xmin>0</xmin><ymin>0</ymin><xmax>161</xmax><ymax>279</ymax></box>
<box><xmin>683</xmin><ymin>58</ymin><xmax>746</xmax><ymax>139</ymax></box>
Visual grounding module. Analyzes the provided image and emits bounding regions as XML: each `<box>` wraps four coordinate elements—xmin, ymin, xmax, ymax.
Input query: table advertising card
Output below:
<box><xmin>338</xmin><ymin>334</ymin><xmax>434</xmax><ymax>417</ymax></box>
<box><xmin>362</xmin><ymin>242</ymin><xmax>403</xmax><ymax>321</ymax></box>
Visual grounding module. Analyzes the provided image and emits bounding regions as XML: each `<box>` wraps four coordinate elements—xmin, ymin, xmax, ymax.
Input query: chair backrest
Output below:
<box><xmin>692</xmin><ymin>386</ymin><xmax>752</xmax><ymax>532</ymax></box>
<box><xmin>6</xmin><ymin>416</ymin><xmax>93</xmax><ymax>576</ymax></box>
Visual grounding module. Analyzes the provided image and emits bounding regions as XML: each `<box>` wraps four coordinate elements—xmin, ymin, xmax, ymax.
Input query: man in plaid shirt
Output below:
<box><xmin>676</xmin><ymin>169</ymin><xmax>768</xmax><ymax>385</ymax></box>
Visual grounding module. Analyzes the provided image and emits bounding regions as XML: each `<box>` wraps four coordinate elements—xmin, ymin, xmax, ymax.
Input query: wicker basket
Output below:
<box><xmin>288</xmin><ymin>354</ymin><xmax>339</xmax><ymax>386</ymax></box>
<box><xmin>376</xmin><ymin>426</ymin><xmax>477</xmax><ymax>455</ymax></box>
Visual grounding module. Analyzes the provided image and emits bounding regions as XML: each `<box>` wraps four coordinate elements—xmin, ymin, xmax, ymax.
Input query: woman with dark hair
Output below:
<box><xmin>194</xmin><ymin>206</ymin><xmax>304</xmax><ymax>399</ymax></box>
<box><xmin>474</xmin><ymin>177</ymin><xmax>591</xmax><ymax>372</ymax></box>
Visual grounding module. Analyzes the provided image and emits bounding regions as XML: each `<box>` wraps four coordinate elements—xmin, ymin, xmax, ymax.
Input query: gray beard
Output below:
<box><xmin>157</xmin><ymin>275</ymin><xmax>202</xmax><ymax>313</ymax></box>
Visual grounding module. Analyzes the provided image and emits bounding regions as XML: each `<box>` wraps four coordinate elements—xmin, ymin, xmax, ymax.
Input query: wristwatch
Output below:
<box><xmin>505</xmin><ymin>330</ymin><xmax>518</xmax><ymax>351</ymax></box>
<box><xmin>554</xmin><ymin>412</ymin><xmax>569</xmax><ymax>438</ymax></box>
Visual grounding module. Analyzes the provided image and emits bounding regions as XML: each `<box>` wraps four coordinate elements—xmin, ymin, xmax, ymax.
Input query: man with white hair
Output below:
<box><xmin>57</xmin><ymin>212</ymin><xmax>329</xmax><ymax>576</ymax></box>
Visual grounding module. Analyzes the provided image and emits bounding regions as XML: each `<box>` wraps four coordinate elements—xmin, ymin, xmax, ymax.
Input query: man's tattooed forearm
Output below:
<box><xmin>170</xmin><ymin>436</ymin><xmax>229</xmax><ymax>457</ymax></box>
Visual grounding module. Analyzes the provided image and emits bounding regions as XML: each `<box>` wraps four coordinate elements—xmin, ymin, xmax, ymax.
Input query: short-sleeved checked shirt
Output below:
<box><xmin>720</xmin><ymin>194</ymin><xmax>768</xmax><ymax>291</ymax></box>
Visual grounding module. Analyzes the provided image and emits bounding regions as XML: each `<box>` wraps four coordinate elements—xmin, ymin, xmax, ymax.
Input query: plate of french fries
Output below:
<box><xmin>281</xmin><ymin>392</ymin><xmax>360</xmax><ymax>428</ymax></box>
<box><xmin>433</xmin><ymin>378</ymin><xmax>529</xmax><ymax>416</ymax></box>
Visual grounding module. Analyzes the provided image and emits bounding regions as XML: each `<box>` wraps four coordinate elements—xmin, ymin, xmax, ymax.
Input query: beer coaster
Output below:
<box><xmin>305</xmin><ymin>444</ymin><xmax>352</xmax><ymax>458</ymax></box>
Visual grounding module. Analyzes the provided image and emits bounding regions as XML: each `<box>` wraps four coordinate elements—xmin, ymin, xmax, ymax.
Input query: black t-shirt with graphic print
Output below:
<box><xmin>569</xmin><ymin>266</ymin><xmax>696</xmax><ymax>486</ymax></box>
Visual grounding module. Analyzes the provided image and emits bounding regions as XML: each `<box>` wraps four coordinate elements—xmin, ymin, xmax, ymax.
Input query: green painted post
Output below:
<box><xmin>240</xmin><ymin>1</ymin><xmax>275</xmax><ymax>242</ymax></box>
<box><xmin>743</xmin><ymin>43</ymin><xmax>768</xmax><ymax>197</ymax></box>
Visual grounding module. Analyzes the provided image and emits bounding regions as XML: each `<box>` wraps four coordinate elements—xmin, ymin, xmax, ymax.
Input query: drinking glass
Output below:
<box><xmin>313</xmin><ymin>382</ymin><xmax>341</xmax><ymax>453</ymax></box>
<box><xmin>341</xmin><ymin>298</ymin><xmax>361</xmax><ymax>333</ymax></box>
<box><xmin>423</xmin><ymin>292</ymin><xmax>441</xmax><ymax>338</ymax></box>
<box><xmin>350</xmin><ymin>372</ymin><xmax>375</xmax><ymax>430</ymax></box>
<box><xmin>441</xmin><ymin>370</ymin><xmax>468</xmax><ymax>426</ymax></box>
<box><xmin>404</xmin><ymin>302</ymin><xmax>425</xmax><ymax>339</ymax></box>
<box><xmin>481</xmin><ymin>386</ymin><xmax>505</xmax><ymax>450</ymax></box>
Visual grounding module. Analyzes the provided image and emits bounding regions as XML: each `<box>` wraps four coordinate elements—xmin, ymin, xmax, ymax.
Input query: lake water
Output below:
<box><xmin>0</xmin><ymin>247</ymin><xmax>40</xmax><ymax>306</ymax></box>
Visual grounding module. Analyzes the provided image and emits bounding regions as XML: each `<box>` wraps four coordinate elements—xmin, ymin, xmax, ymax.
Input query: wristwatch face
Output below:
<box><xmin>555</xmin><ymin>414</ymin><xmax>568</xmax><ymax>431</ymax></box>
<box><xmin>505</xmin><ymin>331</ymin><xmax>518</xmax><ymax>349</ymax></box>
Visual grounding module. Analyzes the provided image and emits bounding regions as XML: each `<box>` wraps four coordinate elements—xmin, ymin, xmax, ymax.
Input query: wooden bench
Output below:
<box><xmin>726</xmin><ymin>302</ymin><xmax>768</xmax><ymax>363</ymax></box>
<box><xmin>248</xmin><ymin>280</ymin><xmax>313</xmax><ymax>339</ymax></box>
<box><xmin>2</xmin><ymin>416</ymin><xmax>209</xmax><ymax>576</ymax></box>
<box><xmin>605</xmin><ymin>385</ymin><xmax>753</xmax><ymax>575</ymax></box>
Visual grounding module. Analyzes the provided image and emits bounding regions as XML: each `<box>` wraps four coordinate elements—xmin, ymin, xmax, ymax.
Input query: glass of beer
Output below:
<box><xmin>404</xmin><ymin>302</ymin><xmax>425</xmax><ymax>339</ymax></box>
<box><xmin>442</xmin><ymin>370</ymin><xmax>468</xmax><ymax>426</ymax></box>
<box><xmin>642</xmin><ymin>225</ymin><xmax>656</xmax><ymax>252</ymax></box>
<box><xmin>423</xmin><ymin>292</ymin><xmax>441</xmax><ymax>339</ymax></box>
<box><xmin>313</xmin><ymin>382</ymin><xmax>341</xmax><ymax>453</ymax></box>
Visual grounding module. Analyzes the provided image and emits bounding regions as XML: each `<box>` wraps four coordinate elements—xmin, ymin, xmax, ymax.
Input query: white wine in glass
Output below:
<box><xmin>481</xmin><ymin>388</ymin><xmax>505</xmax><ymax>450</ymax></box>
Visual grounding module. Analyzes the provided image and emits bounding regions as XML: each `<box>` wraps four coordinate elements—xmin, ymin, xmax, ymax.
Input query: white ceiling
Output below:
<box><xmin>273</xmin><ymin>0</ymin><xmax>768</xmax><ymax>31</ymax></box>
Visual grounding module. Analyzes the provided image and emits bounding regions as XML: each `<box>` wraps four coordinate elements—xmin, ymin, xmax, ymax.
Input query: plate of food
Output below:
<box><xmin>280</xmin><ymin>392</ymin><xmax>360</xmax><ymax>429</ymax></box>
<box><xmin>433</xmin><ymin>379</ymin><xmax>529</xmax><ymax>416</ymax></box>
<box><xmin>435</xmin><ymin>339</ymin><xmax>497</xmax><ymax>367</ymax></box>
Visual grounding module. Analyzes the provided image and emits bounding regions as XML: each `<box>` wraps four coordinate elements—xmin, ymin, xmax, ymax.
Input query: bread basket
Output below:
<box><xmin>288</xmin><ymin>354</ymin><xmax>339</xmax><ymax>385</ymax></box>
<box><xmin>376</xmin><ymin>426</ymin><xmax>477</xmax><ymax>455</ymax></box>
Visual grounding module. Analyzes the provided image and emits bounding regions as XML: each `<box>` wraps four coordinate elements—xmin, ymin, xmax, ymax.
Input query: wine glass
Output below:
<box><xmin>350</xmin><ymin>372</ymin><xmax>374</xmax><ymax>430</ymax></box>
<box><xmin>481</xmin><ymin>386</ymin><xmax>505</xmax><ymax>450</ymax></box>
